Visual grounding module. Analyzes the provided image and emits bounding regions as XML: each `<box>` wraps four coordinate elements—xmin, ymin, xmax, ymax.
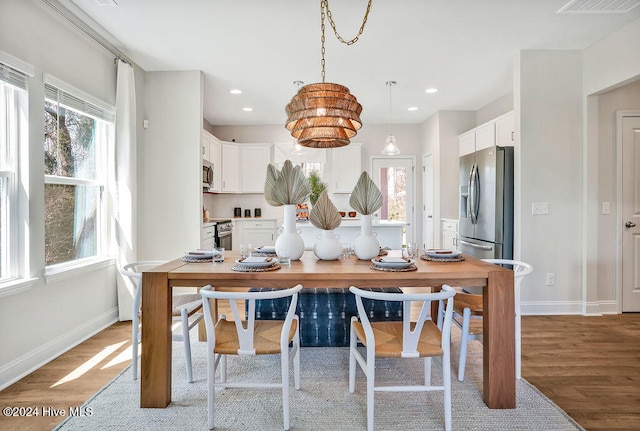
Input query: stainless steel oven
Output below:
<box><xmin>214</xmin><ymin>220</ymin><xmax>233</xmax><ymax>250</ymax></box>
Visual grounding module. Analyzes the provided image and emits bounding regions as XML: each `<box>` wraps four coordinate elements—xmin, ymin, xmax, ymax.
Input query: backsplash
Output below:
<box><xmin>203</xmin><ymin>192</ymin><xmax>356</xmax><ymax>220</ymax></box>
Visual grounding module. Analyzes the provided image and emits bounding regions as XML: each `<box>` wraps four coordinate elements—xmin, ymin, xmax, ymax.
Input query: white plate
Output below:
<box><xmin>255</xmin><ymin>246</ymin><xmax>276</xmax><ymax>253</ymax></box>
<box><xmin>235</xmin><ymin>258</ymin><xmax>277</xmax><ymax>268</ymax></box>
<box><xmin>371</xmin><ymin>258</ymin><xmax>415</xmax><ymax>268</ymax></box>
<box><xmin>184</xmin><ymin>249</ymin><xmax>219</xmax><ymax>257</ymax></box>
<box><xmin>424</xmin><ymin>249</ymin><xmax>462</xmax><ymax>259</ymax></box>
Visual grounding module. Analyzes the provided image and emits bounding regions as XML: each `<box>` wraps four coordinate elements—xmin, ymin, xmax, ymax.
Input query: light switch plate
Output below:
<box><xmin>532</xmin><ymin>202</ymin><xmax>549</xmax><ymax>215</ymax></box>
<box><xmin>602</xmin><ymin>202</ymin><xmax>611</xmax><ymax>215</ymax></box>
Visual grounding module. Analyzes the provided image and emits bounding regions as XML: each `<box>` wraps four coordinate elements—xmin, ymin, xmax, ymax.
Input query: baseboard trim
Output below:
<box><xmin>583</xmin><ymin>300</ymin><xmax>618</xmax><ymax>315</ymax></box>
<box><xmin>521</xmin><ymin>300</ymin><xmax>584</xmax><ymax>315</ymax></box>
<box><xmin>0</xmin><ymin>307</ymin><xmax>119</xmax><ymax>391</ymax></box>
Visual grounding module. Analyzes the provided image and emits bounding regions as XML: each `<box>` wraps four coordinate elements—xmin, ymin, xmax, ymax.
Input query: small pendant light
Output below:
<box><xmin>381</xmin><ymin>80</ymin><xmax>400</xmax><ymax>155</ymax></box>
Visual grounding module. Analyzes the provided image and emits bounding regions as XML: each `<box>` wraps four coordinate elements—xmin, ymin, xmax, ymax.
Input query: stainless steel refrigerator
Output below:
<box><xmin>458</xmin><ymin>145</ymin><xmax>514</xmax><ymax>260</ymax></box>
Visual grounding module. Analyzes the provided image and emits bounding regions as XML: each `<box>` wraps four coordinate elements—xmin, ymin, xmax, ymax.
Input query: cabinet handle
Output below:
<box><xmin>511</xmin><ymin>131</ymin><xmax>515</xmax><ymax>141</ymax></box>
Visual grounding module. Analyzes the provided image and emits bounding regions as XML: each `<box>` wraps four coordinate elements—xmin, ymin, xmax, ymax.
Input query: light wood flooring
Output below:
<box><xmin>1</xmin><ymin>314</ymin><xmax>639</xmax><ymax>430</ymax></box>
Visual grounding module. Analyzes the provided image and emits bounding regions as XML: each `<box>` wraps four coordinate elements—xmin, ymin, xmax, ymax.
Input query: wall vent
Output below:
<box><xmin>558</xmin><ymin>0</ymin><xmax>640</xmax><ymax>13</ymax></box>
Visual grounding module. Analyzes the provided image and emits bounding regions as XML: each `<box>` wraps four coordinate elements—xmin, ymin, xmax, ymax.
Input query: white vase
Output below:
<box><xmin>353</xmin><ymin>214</ymin><xmax>380</xmax><ymax>260</ymax></box>
<box><xmin>313</xmin><ymin>230</ymin><xmax>342</xmax><ymax>260</ymax></box>
<box><xmin>275</xmin><ymin>204</ymin><xmax>305</xmax><ymax>261</ymax></box>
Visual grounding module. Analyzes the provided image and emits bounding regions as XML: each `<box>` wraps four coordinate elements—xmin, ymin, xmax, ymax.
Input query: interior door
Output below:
<box><xmin>370</xmin><ymin>156</ymin><xmax>415</xmax><ymax>245</ymax></box>
<box><xmin>422</xmin><ymin>154</ymin><xmax>434</xmax><ymax>249</ymax></box>
<box><xmin>621</xmin><ymin>115</ymin><xmax>640</xmax><ymax>312</ymax></box>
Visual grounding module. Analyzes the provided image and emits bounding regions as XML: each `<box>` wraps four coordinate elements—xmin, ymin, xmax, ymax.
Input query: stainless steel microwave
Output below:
<box><xmin>203</xmin><ymin>162</ymin><xmax>213</xmax><ymax>189</ymax></box>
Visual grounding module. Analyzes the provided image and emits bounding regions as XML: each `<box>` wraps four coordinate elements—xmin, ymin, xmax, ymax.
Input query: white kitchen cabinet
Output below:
<box><xmin>459</xmin><ymin>131</ymin><xmax>475</xmax><ymax>157</ymax></box>
<box><xmin>495</xmin><ymin>112</ymin><xmax>515</xmax><ymax>147</ymax></box>
<box><xmin>201</xmin><ymin>130</ymin><xmax>210</xmax><ymax>162</ymax></box>
<box><xmin>331</xmin><ymin>143</ymin><xmax>362</xmax><ymax>193</ymax></box>
<box><xmin>209</xmin><ymin>135</ymin><xmax>222</xmax><ymax>192</ymax></box>
<box><xmin>201</xmin><ymin>222</ymin><xmax>216</xmax><ymax>249</ymax></box>
<box><xmin>221</xmin><ymin>142</ymin><xmax>240</xmax><ymax>192</ymax></box>
<box><xmin>236</xmin><ymin>219</ymin><xmax>277</xmax><ymax>247</ymax></box>
<box><xmin>240</xmin><ymin>143</ymin><xmax>271</xmax><ymax>193</ymax></box>
<box><xmin>475</xmin><ymin>122</ymin><xmax>495</xmax><ymax>151</ymax></box>
<box><xmin>441</xmin><ymin>219</ymin><xmax>458</xmax><ymax>249</ymax></box>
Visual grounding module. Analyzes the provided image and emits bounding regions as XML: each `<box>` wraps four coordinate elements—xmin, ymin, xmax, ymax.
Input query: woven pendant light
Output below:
<box><xmin>285</xmin><ymin>0</ymin><xmax>371</xmax><ymax>149</ymax></box>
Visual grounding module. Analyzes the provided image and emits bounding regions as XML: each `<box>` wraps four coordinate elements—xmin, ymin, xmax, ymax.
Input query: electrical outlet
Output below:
<box><xmin>546</xmin><ymin>273</ymin><xmax>555</xmax><ymax>286</ymax></box>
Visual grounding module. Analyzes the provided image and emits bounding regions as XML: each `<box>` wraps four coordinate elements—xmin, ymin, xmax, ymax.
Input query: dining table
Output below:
<box><xmin>140</xmin><ymin>250</ymin><xmax>515</xmax><ymax>409</ymax></box>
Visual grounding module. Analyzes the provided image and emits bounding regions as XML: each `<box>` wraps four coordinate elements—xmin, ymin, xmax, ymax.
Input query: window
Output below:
<box><xmin>43</xmin><ymin>76</ymin><xmax>114</xmax><ymax>267</ymax></box>
<box><xmin>0</xmin><ymin>56</ymin><xmax>30</xmax><ymax>283</ymax></box>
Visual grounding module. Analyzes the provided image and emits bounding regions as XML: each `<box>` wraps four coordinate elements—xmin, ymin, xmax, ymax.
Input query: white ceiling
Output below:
<box><xmin>66</xmin><ymin>0</ymin><xmax>640</xmax><ymax>127</ymax></box>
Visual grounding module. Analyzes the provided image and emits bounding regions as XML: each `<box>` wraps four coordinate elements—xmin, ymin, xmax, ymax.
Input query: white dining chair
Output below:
<box><xmin>349</xmin><ymin>284</ymin><xmax>457</xmax><ymax>431</ymax></box>
<box><xmin>440</xmin><ymin>259</ymin><xmax>533</xmax><ymax>381</ymax></box>
<box><xmin>119</xmin><ymin>261</ymin><xmax>203</xmax><ymax>382</ymax></box>
<box><xmin>200</xmin><ymin>283</ymin><xmax>302</xmax><ymax>431</ymax></box>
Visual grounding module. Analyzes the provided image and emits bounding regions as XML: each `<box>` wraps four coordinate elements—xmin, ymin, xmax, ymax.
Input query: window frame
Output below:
<box><xmin>42</xmin><ymin>74</ymin><xmax>114</xmax><ymax>273</ymax></box>
<box><xmin>0</xmin><ymin>52</ymin><xmax>34</xmax><ymax>294</ymax></box>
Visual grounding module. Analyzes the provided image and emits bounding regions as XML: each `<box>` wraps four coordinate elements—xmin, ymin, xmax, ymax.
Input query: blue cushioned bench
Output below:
<box><xmin>248</xmin><ymin>287</ymin><xmax>403</xmax><ymax>347</ymax></box>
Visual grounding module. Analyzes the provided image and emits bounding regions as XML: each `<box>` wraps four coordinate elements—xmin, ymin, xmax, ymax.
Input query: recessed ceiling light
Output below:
<box><xmin>230</xmin><ymin>89</ymin><xmax>242</xmax><ymax>95</ymax></box>
<box><xmin>425</xmin><ymin>88</ymin><xmax>438</xmax><ymax>94</ymax></box>
<box><xmin>408</xmin><ymin>107</ymin><xmax>418</xmax><ymax>111</ymax></box>
<box><xmin>242</xmin><ymin>107</ymin><xmax>253</xmax><ymax>112</ymax></box>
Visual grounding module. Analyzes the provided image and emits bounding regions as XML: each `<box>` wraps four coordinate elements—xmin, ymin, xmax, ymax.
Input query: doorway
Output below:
<box><xmin>370</xmin><ymin>156</ymin><xmax>415</xmax><ymax>245</ymax></box>
<box><xmin>619</xmin><ymin>111</ymin><xmax>640</xmax><ymax>312</ymax></box>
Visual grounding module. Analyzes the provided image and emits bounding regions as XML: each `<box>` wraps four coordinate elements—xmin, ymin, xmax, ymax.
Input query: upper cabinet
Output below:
<box><xmin>201</xmin><ymin>130</ymin><xmax>211</xmax><ymax>162</ymax></box>
<box><xmin>240</xmin><ymin>143</ymin><xmax>272</xmax><ymax>193</ymax></box>
<box><xmin>495</xmin><ymin>111</ymin><xmax>515</xmax><ymax>147</ymax></box>
<box><xmin>331</xmin><ymin>143</ymin><xmax>362</xmax><ymax>193</ymax></box>
<box><xmin>458</xmin><ymin>111</ymin><xmax>514</xmax><ymax>156</ymax></box>
<box><xmin>221</xmin><ymin>142</ymin><xmax>240</xmax><ymax>192</ymax></box>
<box><xmin>209</xmin><ymin>135</ymin><xmax>222</xmax><ymax>192</ymax></box>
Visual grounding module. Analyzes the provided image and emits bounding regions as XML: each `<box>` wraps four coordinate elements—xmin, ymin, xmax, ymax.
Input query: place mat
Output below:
<box><xmin>369</xmin><ymin>263</ymin><xmax>417</xmax><ymax>272</ymax></box>
<box><xmin>231</xmin><ymin>262</ymin><xmax>281</xmax><ymax>272</ymax></box>
<box><xmin>420</xmin><ymin>254</ymin><xmax>465</xmax><ymax>263</ymax></box>
<box><xmin>181</xmin><ymin>256</ymin><xmax>213</xmax><ymax>263</ymax></box>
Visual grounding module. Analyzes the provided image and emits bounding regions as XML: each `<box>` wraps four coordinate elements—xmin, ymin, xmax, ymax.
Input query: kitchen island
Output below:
<box><xmin>140</xmin><ymin>251</ymin><xmax>515</xmax><ymax>409</ymax></box>
<box><xmin>295</xmin><ymin>219</ymin><xmax>406</xmax><ymax>249</ymax></box>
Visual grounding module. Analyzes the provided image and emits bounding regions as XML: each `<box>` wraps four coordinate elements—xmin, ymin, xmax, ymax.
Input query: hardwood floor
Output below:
<box><xmin>521</xmin><ymin>314</ymin><xmax>640</xmax><ymax>431</ymax></box>
<box><xmin>1</xmin><ymin>314</ymin><xmax>639</xmax><ymax>430</ymax></box>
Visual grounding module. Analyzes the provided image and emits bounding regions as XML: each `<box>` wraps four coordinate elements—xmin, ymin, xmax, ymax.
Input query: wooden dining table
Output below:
<box><xmin>140</xmin><ymin>251</ymin><xmax>515</xmax><ymax>409</ymax></box>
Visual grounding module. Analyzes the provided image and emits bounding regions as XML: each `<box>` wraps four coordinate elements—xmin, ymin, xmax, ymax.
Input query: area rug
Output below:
<box><xmin>54</xmin><ymin>330</ymin><xmax>584</xmax><ymax>431</ymax></box>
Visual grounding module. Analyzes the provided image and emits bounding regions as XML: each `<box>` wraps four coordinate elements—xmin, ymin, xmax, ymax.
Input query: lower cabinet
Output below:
<box><xmin>441</xmin><ymin>219</ymin><xmax>458</xmax><ymax>249</ymax></box>
<box><xmin>201</xmin><ymin>223</ymin><xmax>216</xmax><ymax>249</ymax></box>
<box><xmin>235</xmin><ymin>219</ymin><xmax>277</xmax><ymax>248</ymax></box>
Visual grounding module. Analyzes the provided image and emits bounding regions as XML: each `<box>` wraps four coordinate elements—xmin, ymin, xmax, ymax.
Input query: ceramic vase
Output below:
<box><xmin>275</xmin><ymin>204</ymin><xmax>305</xmax><ymax>261</ymax></box>
<box><xmin>313</xmin><ymin>230</ymin><xmax>342</xmax><ymax>260</ymax></box>
<box><xmin>353</xmin><ymin>214</ymin><xmax>380</xmax><ymax>260</ymax></box>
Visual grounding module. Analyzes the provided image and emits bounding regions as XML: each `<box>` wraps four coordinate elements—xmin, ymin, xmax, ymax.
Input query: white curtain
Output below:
<box><xmin>113</xmin><ymin>59</ymin><xmax>137</xmax><ymax>321</ymax></box>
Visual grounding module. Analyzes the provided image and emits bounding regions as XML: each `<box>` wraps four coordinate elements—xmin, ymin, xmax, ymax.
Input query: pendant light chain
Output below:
<box><xmin>387</xmin><ymin>80</ymin><xmax>394</xmax><ymax>135</ymax></box>
<box><xmin>320</xmin><ymin>0</ymin><xmax>373</xmax><ymax>83</ymax></box>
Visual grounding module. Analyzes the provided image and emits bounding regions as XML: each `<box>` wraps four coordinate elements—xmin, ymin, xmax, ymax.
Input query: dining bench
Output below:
<box><xmin>247</xmin><ymin>287</ymin><xmax>403</xmax><ymax>347</ymax></box>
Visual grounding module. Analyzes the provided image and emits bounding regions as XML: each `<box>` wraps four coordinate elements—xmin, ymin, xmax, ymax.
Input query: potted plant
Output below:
<box><xmin>264</xmin><ymin>160</ymin><xmax>310</xmax><ymax>260</ymax></box>
<box><xmin>307</xmin><ymin>170</ymin><xmax>328</xmax><ymax>206</ymax></box>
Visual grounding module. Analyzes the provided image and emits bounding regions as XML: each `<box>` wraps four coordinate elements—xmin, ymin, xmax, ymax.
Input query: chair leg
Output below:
<box><xmin>281</xmin><ymin>349</ymin><xmax>290</xmax><ymax>431</ymax></box>
<box><xmin>458</xmin><ymin>308</ymin><xmax>471</xmax><ymax>382</ymax></box>
<box><xmin>293</xmin><ymin>321</ymin><xmax>301</xmax><ymax>390</ymax></box>
<box><xmin>366</xmin><ymin>347</ymin><xmax>375</xmax><ymax>431</ymax></box>
<box><xmin>131</xmin><ymin>319</ymin><xmax>139</xmax><ymax>380</ymax></box>
<box><xmin>208</xmin><ymin>351</ymin><xmax>215</xmax><ymax>430</ymax></box>
<box><xmin>181</xmin><ymin>309</ymin><xmax>194</xmax><ymax>383</ymax></box>
<box><xmin>442</xmin><ymin>349</ymin><xmax>452</xmax><ymax>431</ymax></box>
<box><xmin>220</xmin><ymin>354</ymin><xmax>227</xmax><ymax>384</ymax></box>
<box><xmin>515</xmin><ymin>311</ymin><xmax>522</xmax><ymax>380</ymax></box>
<box><xmin>424</xmin><ymin>357</ymin><xmax>432</xmax><ymax>386</ymax></box>
<box><xmin>348</xmin><ymin>318</ymin><xmax>356</xmax><ymax>393</ymax></box>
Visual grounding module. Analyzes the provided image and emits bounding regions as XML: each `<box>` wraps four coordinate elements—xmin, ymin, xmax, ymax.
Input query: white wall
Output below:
<box><xmin>517</xmin><ymin>50</ymin><xmax>584</xmax><ymax>314</ymax></box>
<box><xmin>0</xmin><ymin>0</ymin><xmax>119</xmax><ymax>388</ymax></box>
<box><xmin>138</xmin><ymin>71</ymin><xmax>203</xmax><ymax>259</ymax></box>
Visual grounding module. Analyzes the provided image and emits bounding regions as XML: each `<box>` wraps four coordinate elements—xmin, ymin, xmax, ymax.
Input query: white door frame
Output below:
<box><xmin>369</xmin><ymin>155</ymin><xmax>416</xmax><ymax>244</ymax></box>
<box><xmin>422</xmin><ymin>153</ymin><xmax>434</xmax><ymax>250</ymax></box>
<box><xmin>615</xmin><ymin>110</ymin><xmax>640</xmax><ymax>313</ymax></box>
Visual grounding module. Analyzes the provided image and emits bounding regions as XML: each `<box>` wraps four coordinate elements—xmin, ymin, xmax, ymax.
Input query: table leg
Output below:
<box><xmin>483</xmin><ymin>268</ymin><xmax>516</xmax><ymax>408</ymax></box>
<box><xmin>140</xmin><ymin>270</ymin><xmax>172</xmax><ymax>407</ymax></box>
